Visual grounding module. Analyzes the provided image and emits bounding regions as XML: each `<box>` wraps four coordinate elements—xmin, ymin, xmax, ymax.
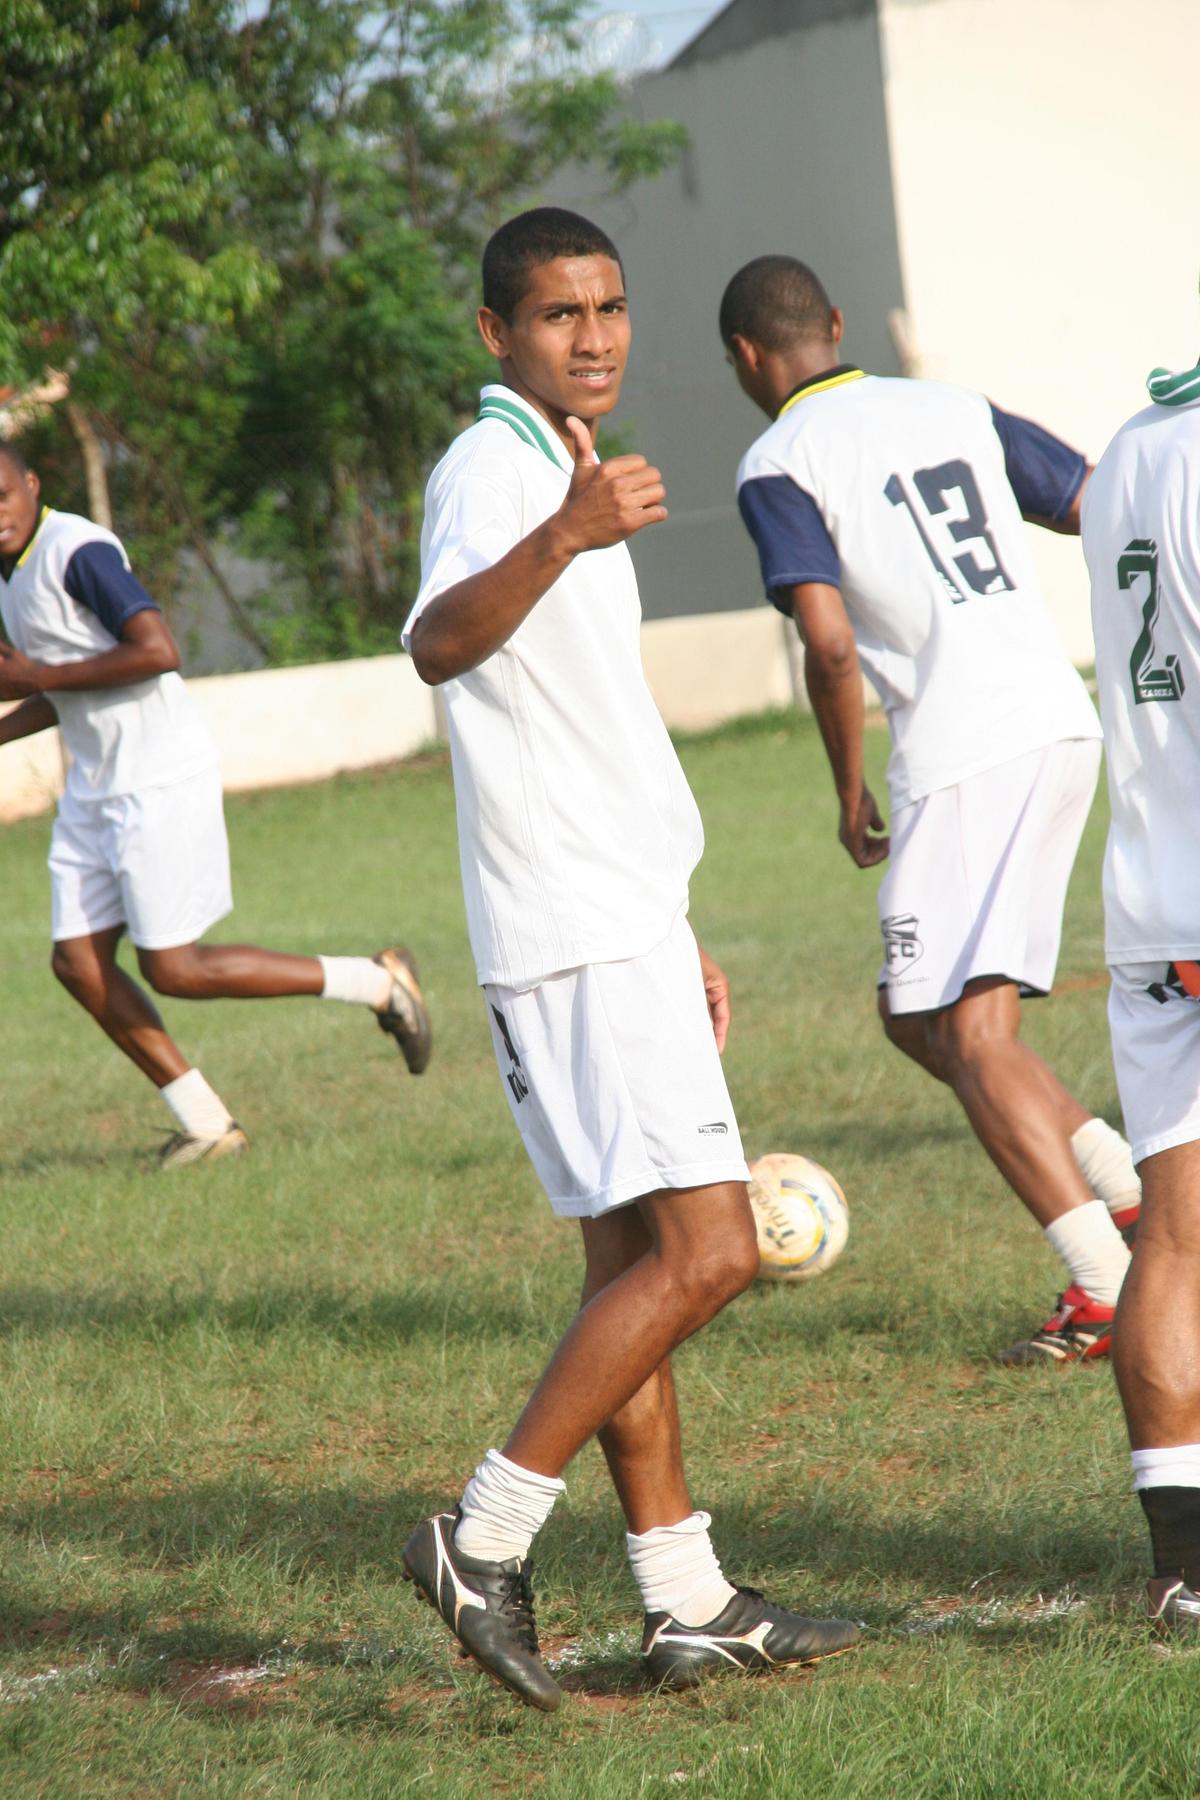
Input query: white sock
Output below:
<box><xmin>454</xmin><ymin>1448</ymin><xmax>565</xmax><ymax>1564</ymax></box>
<box><xmin>1132</xmin><ymin>1445</ymin><xmax>1200</xmax><ymax>1489</ymax></box>
<box><xmin>317</xmin><ymin>955</ymin><xmax>392</xmax><ymax>1010</ymax></box>
<box><xmin>1071</xmin><ymin>1117</ymin><xmax>1141</xmax><ymax>1220</ymax></box>
<box><xmin>626</xmin><ymin>1509</ymin><xmax>738</xmax><ymax>1627</ymax></box>
<box><xmin>1044</xmin><ymin>1199</ymin><xmax>1131</xmax><ymax>1306</ymax></box>
<box><xmin>160</xmin><ymin>1068</ymin><xmax>234</xmax><ymax>1139</ymax></box>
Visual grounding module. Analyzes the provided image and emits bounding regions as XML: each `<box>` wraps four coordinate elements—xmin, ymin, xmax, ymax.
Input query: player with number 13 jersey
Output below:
<box><xmin>721</xmin><ymin>256</ymin><xmax>1140</xmax><ymax>1368</ymax></box>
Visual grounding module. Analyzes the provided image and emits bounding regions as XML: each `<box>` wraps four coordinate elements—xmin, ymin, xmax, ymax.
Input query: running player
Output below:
<box><xmin>399</xmin><ymin>209</ymin><xmax>860</xmax><ymax>1710</ymax></box>
<box><xmin>0</xmin><ymin>441</ymin><xmax>431</xmax><ymax>1166</ymax></box>
<box><xmin>1082</xmin><ymin>355</ymin><xmax>1200</xmax><ymax>1630</ymax></box>
<box><xmin>720</xmin><ymin>254</ymin><xmax>1141</xmax><ymax>1365</ymax></box>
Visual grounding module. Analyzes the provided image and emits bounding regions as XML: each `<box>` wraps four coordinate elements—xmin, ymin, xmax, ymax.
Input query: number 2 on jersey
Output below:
<box><xmin>1120</xmin><ymin>538</ymin><xmax>1184</xmax><ymax>705</ymax></box>
<box><xmin>885</xmin><ymin>460</ymin><xmax>1015</xmax><ymax>603</ymax></box>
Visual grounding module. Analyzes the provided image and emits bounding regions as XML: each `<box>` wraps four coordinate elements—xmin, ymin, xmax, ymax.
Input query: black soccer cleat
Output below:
<box><xmin>402</xmin><ymin>1509</ymin><xmax>562</xmax><ymax>1712</ymax></box>
<box><xmin>1146</xmin><ymin>1575</ymin><xmax>1200</xmax><ymax>1637</ymax></box>
<box><xmin>642</xmin><ymin>1585</ymin><xmax>862</xmax><ymax>1688</ymax></box>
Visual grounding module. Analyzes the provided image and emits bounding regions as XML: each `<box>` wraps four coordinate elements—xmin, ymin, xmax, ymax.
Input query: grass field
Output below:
<box><xmin>1</xmin><ymin>710</ymin><xmax>1195</xmax><ymax>1798</ymax></box>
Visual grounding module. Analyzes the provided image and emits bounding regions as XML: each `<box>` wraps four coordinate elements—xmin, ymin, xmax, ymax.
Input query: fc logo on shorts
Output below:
<box><xmin>881</xmin><ymin>912</ymin><xmax>924</xmax><ymax>972</ymax></box>
<box><xmin>491</xmin><ymin>1006</ymin><xmax>530</xmax><ymax>1104</ymax></box>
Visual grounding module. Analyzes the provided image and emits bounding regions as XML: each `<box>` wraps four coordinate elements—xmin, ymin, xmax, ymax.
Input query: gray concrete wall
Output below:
<box><xmin>554</xmin><ymin>1</ymin><xmax>906</xmax><ymax>620</ymax></box>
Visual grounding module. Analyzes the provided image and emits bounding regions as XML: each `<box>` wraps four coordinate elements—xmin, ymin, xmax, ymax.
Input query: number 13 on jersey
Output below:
<box><xmin>885</xmin><ymin>459</ymin><xmax>1015</xmax><ymax>604</ymax></box>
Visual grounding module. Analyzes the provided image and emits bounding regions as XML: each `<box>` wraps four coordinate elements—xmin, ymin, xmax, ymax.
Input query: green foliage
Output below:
<box><xmin>1</xmin><ymin>2</ymin><xmax>687</xmax><ymax>662</ymax></box>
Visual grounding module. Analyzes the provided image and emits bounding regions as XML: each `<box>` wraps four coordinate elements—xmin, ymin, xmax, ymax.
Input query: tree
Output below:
<box><xmin>1</xmin><ymin>2</ymin><xmax>685</xmax><ymax>663</ymax></box>
<box><xmin>0</xmin><ymin>2</ymin><xmax>278</xmax><ymax>649</ymax></box>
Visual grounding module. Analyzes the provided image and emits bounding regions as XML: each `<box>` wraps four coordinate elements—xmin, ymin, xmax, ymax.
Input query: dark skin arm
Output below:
<box><xmin>0</xmin><ymin>692</ymin><xmax>59</xmax><ymax>745</ymax></box>
<box><xmin>410</xmin><ymin>415</ymin><xmax>667</xmax><ymax>685</ymax></box>
<box><xmin>0</xmin><ymin>607</ymin><xmax>181</xmax><ymax>702</ymax></box>
<box><xmin>786</xmin><ymin>581</ymin><xmax>889</xmax><ymax>869</ymax></box>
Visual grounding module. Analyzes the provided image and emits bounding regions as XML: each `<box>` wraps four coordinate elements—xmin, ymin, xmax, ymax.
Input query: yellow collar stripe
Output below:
<box><xmin>777</xmin><ymin>368</ymin><xmax>866</xmax><ymax>420</ymax></box>
<box><xmin>15</xmin><ymin>505</ymin><xmax>50</xmax><ymax>569</ymax></box>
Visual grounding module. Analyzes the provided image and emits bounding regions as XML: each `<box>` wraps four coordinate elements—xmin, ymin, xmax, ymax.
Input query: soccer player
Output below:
<box><xmin>399</xmin><ymin>209</ymin><xmax>861</xmax><ymax>1710</ymax></box>
<box><xmin>1082</xmin><ymin>356</ymin><xmax>1200</xmax><ymax>1630</ymax></box>
<box><xmin>0</xmin><ymin>441</ymin><xmax>431</xmax><ymax>1166</ymax></box>
<box><xmin>720</xmin><ymin>255</ymin><xmax>1142</xmax><ymax>1365</ymax></box>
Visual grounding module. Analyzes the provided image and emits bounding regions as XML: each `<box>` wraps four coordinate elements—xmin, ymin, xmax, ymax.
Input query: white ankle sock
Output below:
<box><xmin>454</xmin><ymin>1448</ymin><xmax>565</xmax><ymax>1564</ymax></box>
<box><xmin>317</xmin><ymin>955</ymin><xmax>392</xmax><ymax>1010</ymax></box>
<box><xmin>1131</xmin><ymin>1445</ymin><xmax>1200</xmax><ymax>1489</ymax></box>
<box><xmin>1071</xmin><ymin>1118</ymin><xmax>1142</xmax><ymax>1220</ymax></box>
<box><xmin>626</xmin><ymin>1510</ymin><xmax>738</xmax><ymax>1627</ymax></box>
<box><xmin>1044</xmin><ymin>1199</ymin><xmax>1131</xmax><ymax>1306</ymax></box>
<box><xmin>160</xmin><ymin>1068</ymin><xmax>234</xmax><ymax>1139</ymax></box>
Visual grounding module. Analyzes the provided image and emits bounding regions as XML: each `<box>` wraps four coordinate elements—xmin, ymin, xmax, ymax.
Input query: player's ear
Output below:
<box><xmin>829</xmin><ymin>307</ymin><xmax>845</xmax><ymax>346</ymax></box>
<box><xmin>477</xmin><ymin>306</ymin><xmax>511</xmax><ymax>359</ymax></box>
<box><xmin>730</xmin><ymin>333</ymin><xmax>758</xmax><ymax>374</ymax></box>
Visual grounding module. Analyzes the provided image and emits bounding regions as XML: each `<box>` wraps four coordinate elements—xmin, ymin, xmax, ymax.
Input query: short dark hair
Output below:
<box><xmin>0</xmin><ymin>439</ymin><xmax>31</xmax><ymax>477</ymax></box>
<box><xmin>719</xmin><ymin>256</ymin><xmax>834</xmax><ymax>352</ymax></box>
<box><xmin>482</xmin><ymin>208</ymin><xmax>623</xmax><ymax>321</ymax></box>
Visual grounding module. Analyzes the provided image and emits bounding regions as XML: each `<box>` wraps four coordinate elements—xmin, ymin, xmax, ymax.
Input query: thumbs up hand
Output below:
<box><xmin>555</xmin><ymin>415</ymin><xmax>668</xmax><ymax>553</ymax></box>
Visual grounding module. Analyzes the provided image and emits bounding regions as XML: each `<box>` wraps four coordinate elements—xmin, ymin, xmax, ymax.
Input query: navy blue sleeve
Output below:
<box><xmin>737</xmin><ymin>475</ymin><xmax>841</xmax><ymax>615</ymax></box>
<box><xmin>62</xmin><ymin>541</ymin><xmax>159</xmax><ymax>638</ymax></box>
<box><xmin>988</xmin><ymin>404</ymin><xmax>1087</xmax><ymax>522</ymax></box>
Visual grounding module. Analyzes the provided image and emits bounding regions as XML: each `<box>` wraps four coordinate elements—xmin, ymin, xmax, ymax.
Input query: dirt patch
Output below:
<box><xmin>163</xmin><ymin>1659</ymin><xmax>300</xmax><ymax>1713</ymax></box>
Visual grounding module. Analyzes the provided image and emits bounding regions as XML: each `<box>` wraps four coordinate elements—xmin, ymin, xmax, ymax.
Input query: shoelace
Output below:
<box><xmin>496</xmin><ymin>1563</ymin><xmax>539</xmax><ymax>1652</ymax></box>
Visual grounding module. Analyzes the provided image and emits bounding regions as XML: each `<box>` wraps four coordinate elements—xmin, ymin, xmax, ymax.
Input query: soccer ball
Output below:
<box><xmin>748</xmin><ymin>1152</ymin><xmax>849</xmax><ymax>1283</ymax></box>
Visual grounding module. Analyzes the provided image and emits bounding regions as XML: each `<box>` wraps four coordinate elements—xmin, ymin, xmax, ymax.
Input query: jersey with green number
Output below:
<box><xmin>1082</xmin><ymin>396</ymin><xmax>1200</xmax><ymax>961</ymax></box>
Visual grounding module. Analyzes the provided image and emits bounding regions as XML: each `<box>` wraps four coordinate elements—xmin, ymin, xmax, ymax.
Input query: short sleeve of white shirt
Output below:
<box><xmin>402</xmin><ymin>449</ymin><xmax>523</xmax><ymax>648</ymax></box>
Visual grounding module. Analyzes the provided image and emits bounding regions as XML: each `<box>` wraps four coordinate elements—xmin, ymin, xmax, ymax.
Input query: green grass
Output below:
<box><xmin>0</xmin><ymin>712</ymin><xmax>1192</xmax><ymax>1798</ymax></box>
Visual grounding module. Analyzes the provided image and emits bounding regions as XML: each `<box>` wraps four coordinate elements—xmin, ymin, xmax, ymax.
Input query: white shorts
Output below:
<box><xmin>484</xmin><ymin>912</ymin><xmax>749</xmax><ymax>1218</ymax></box>
<box><xmin>1109</xmin><ymin>963</ymin><xmax>1200</xmax><ymax>1164</ymax></box>
<box><xmin>877</xmin><ymin>737</ymin><xmax>1101</xmax><ymax>1016</ymax></box>
<box><xmin>49</xmin><ymin>764</ymin><xmax>233</xmax><ymax>950</ymax></box>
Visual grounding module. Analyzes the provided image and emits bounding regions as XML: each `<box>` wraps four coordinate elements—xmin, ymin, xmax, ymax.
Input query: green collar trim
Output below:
<box><xmin>477</xmin><ymin>393</ymin><xmax>566</xmax><ymax>469</ymax></box>
<box><xmin>1147</xmin><ymin>364</ymin><xmax>1200</xmax><ymax>408</ymax></box>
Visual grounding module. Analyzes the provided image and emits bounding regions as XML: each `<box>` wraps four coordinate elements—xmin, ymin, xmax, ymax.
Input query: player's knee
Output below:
<box><xmin>678</xmin><ymin>1219</ymin><xmax>758</xmax><ymax>1316</ymax></box>
<box><xmin>139</xmin><ymin>947</ymin><xmax>202</xmax><ymax>998</ymax></box>
<box><xmin>50</xmin><ymin>942</ymin><xmax>86</xmax><ymax>994</ymax></box>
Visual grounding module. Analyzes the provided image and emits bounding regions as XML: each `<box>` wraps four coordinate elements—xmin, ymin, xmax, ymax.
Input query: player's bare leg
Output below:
<box><xmin>579</xmin><ymin>1205</ymin><xmax>691</xmax><ymax>1533</ymax></box>
<box><xmin>137</xmin><ymin>941</ymin><xmax>324</xmax><ymax>999</ymax></box>
<box><xmin>1113</xmin><ymin>1140</ymin><xmax>1200</xmax><ymax>1627</ymax></box>
<box><xmin>896</xmin><ymin>977</ymin><xmax>1095</xmax><ymax>1227</ymax></box>
<box><xmin>404</xmin><ymin>1182</ymin><xmax>861</xmax><ymax>1703</ymax></box>
<box><xmin>1113</xmin><ymin>1141</ymin><xmax>1200</xmax><ymax>1448</ymax></box>
<box><xmin>881</xmin><ymin>977</ymin><xmax>1131</xmax><ymax>1362</ymax></box>
<box><xmin>52</xmin><ymin>926</ymin><xmax>430</xmax><ymax>1167</ymax></box>
<box><xmin>502</xmin><ymin>1181</ymin><xmax>759</xmax><ymax>1478</ymax></box>
<box><xmin>52</xmin><ymin>927</ymin><xmax>190</xmax><ymax>1085</ymax></box>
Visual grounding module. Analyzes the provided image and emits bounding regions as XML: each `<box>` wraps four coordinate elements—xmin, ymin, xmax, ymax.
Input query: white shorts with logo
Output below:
<box><xmin>483</xmin><ymin>912</ymin><xmax>749</xmax><ymax>1218</ymax></box>
<box><xmin>877</xmin><ymin>737</ymin><xmax>1101</xmax><ymax>1016</ymax></box>
<box><xmin>49</xmin><ymin>763</ymin><xmax>233</xmax><ymax>950</ymax></box>
<box><xmin>1108</xmin><ymin>963</ymin><xmax>1200</xmax><ymax>1164</ymax></box>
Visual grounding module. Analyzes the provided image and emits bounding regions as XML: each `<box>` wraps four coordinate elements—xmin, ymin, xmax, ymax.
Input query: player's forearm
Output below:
<box><xmin>804</xmin><ymin>641</ymin><xmax>866</xmax><ymax>808</ymax></box>
<box><xmin>33</xmin><ymin>639</ymin><xmax>180</xmax><ymax>694</ymax></box>
<box><xmin>410</xmin><ymin>515</ymin><xmax>578</xmax><ymax>685</ymax></box>
<box><xmin>0</xmin><ymin>693</ymin><xmax>58</xmax><ymax>745</ymax></box>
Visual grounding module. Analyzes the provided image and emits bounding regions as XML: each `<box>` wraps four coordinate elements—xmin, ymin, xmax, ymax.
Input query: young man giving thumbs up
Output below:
<box><xmin>400</xmin><ymin>208</ymin><xmax>860</xmax><ymax>1709</ymax></box>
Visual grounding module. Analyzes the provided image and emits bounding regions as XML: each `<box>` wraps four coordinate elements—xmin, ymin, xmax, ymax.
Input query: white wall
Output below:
<box><xmin>0</xmin><ymin>615</ymin><xmax>802</xmax><ymax>824</ymax></box>
<box><xmin>880</xmin><ymin>0</ymin><xmax>1200</xmax><ymax>662</ymax></box>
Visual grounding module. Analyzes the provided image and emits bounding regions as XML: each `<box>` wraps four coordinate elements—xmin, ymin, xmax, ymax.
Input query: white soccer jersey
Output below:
<box><xmin>736</xmin><ymin>369</ymin><xmax>1100</xmax><ymax>808</ymax></box>
<box><xmin>404</xmin><ymin>384</ymin><xmax>704</xmax><ymax>991</ymax></box>
<box><xmin>0</xmin><ymin>508</ymin><xmax>216</xmax><ymax>801</ymax></box>
<box><xmin>1082</xmin><ymin>394</ymin><xmax>1200</xmax><ymax>960</ymax></box>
